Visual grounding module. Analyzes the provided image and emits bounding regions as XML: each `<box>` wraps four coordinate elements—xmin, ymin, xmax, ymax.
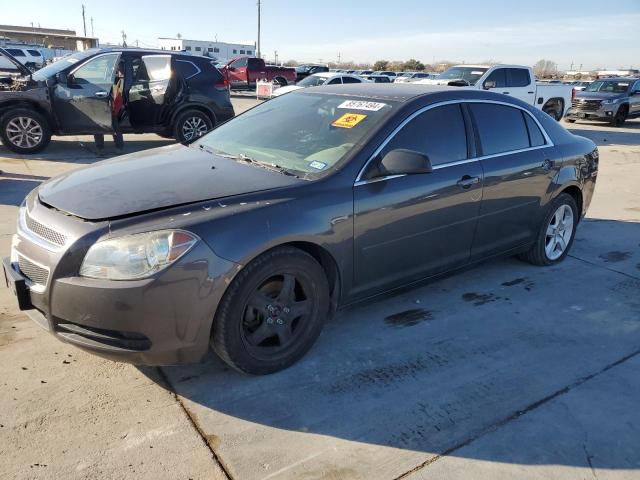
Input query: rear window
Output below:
<box><xmin>175</xmin><ymin>59</ymin><xmax>199</xmax><ymax>79</ymax></box>
<box><xmin>27</xmin><ymin>50</ymin><xmax>41</xmax><ymax>56</ymax></box>
<box><xmin>469</xmin><ymin>103</ymin><xmax>531</xmax><ymax>155</ymax></box>
<box><xmin>6</xmin><ymin>48</ymin><xmax>25</xmax><ymax>57</ymax></box>
<box><xmin>523</xmin><ymin>113</ymin><xmax>546</xmax><ymax>147</ymax></box>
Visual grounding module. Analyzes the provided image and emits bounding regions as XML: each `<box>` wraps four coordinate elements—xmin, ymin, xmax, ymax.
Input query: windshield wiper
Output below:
<box><xmin>201</xmin><ymin>147</ymin><xmax>298</xmax><ymax>177</ymax></box>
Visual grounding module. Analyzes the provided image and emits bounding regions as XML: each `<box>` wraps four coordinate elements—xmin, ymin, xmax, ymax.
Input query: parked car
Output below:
<box><xmin>2</xmin><ymin>47</ymin><xmax>44</xmax><ymax>71</ymax></box>
<box><xmin>415</xmin><ymin>64</ymin><xmax>574</xmax><ymax>120</ymax></box>
<box><xmin>0</xmin><ymin>47</ymin><xmax>234</xmax><ymax>153</ymax></box>
<box><xmin>273</xmin><ymin>72</ymin><xmax>368</xmax><ymax>96</ymax></box>
<box><xmin>362</xmin><ymin>74</ymin><xmax>392</xmax><ymax>83</ymax></box>
<box><xmin>394</xmin><ymin>72</ymin><xmax>434</xmax><ymax>83</ymax></box>
<box><xmin>377</xmin><ymin>71</ymin><xmax>398</xmax><ymax>81</ymax></box>
<box><xmin>223</xmin><ymin>56</ymin><xmax>296</xmax><ymax>89</ymax></box>
<box><xmin>295</xmin><ymin>64</ymin><xmax>329</xmax><ymax>82</ymax></box>
<box><xmin>360</xmin><ymin>70</ymin><xmax>373</xmax><ymax>75</ymax></box>
<box><xmin>565</xmin><ymin>77</ymin><xmax>640</xmax><ymax>127</ymax></box>
<box><xmin>4</xmin><ymin>84</ymin><xmax>598</xmax><ymax>374</ymax></box>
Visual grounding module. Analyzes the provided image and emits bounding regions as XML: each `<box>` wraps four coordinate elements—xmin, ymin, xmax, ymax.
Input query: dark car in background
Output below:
<box><xmin>4</xmin><ymin>85</ymin><xmax>598</xmax><ymax>374</ymax></box>
<box><xmin>565</xmin><ymin>77</ymin><xmax>640</xmax><ymax>127</ymax></box>
<box><xmin>363</xmin><ymin>74</ymin><xmax>392</xmax><ymax>83</ymax></box>
<box><xmin>0</xmin><ymin>47</ymin><xmax>234</xmax><ymax>153</ymax></box>
<box><xmin>295</xmin><ymin>64</ymin><xmax>329</xmax><ymax>82</ymax></box>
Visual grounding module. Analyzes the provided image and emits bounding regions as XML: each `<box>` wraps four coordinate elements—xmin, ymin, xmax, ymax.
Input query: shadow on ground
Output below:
<box><xmin>567</xmin><ymin>118</ymin><xmax>640</xmax><ymax>147</ymax></box>
<box><xmin>139</xmin><ymin>218</ymin><xmax>640</xmax><ymax>477</ymax></box>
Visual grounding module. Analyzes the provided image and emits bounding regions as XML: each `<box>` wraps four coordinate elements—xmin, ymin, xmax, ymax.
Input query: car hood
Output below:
<box><xmin>37</xmin><ymin>143</ymin><xmax>304</xmax><ymax>220</ymax></box>
<box><xmin>575</xmin><ymin>91</ymin><xmax>625</xmax><ymax>100</ymax></box>
<box><xmin>273</xmin><ymin>85</ymin><xmax>302</xmax><ymax>96</ymax></box>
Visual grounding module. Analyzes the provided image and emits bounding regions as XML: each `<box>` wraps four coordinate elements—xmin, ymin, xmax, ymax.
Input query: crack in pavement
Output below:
<box><xmin>569</xmin><ymin>253</ymin><xmax>640</xmax><ymax>281</ymax></box>
<box><xmin>394</xmin><ymin>347</ymin><xmax>640</xmax><ymax>480</ymax></box>
<box><xmin>156</xmin><ymin>367</ymin><xmax>234</xmax><ymax>480</ymax></box>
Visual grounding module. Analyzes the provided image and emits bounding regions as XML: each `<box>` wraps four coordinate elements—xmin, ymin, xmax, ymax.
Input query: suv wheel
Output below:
<box><xmin>518</xmin><ymin>193</ymin><xmax>578</xmax><ymax>266</ymax></box>
<box><xmin>610</xmin><ymin>105</ymin><xmax>628</xmax><ymax>127</ymax></box>
<box><xmin>174</xmin><ymin>110</ymin><xmax>213</xmax><ymax>144</ymax></box>
<box><xmin>0</xmin><ymin>108</ymin><xmax>51</xmax><ymax>154</ymax></box>
<box><xmin>212</xmin><ymin>247</ymin><xmax>330</xmax><ymax>375</ymax></box>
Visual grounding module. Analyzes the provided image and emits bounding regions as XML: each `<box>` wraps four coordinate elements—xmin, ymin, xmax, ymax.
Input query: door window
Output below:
<box><xmin>506</xmin><ymin>68</ymin><xmax>531</xmax><ymax>87</ymax></box>
<box><xmin>72</xmin><ymin>54</ymin><xmax>119</xmax><ymax>86</ymax></box>
<box><xmin>327</xmin><ymin>78</ymin><xmax>342</xmax><ymax>85</ymax></box>
<box><xmin>141</xmin><ymin>55</ymin><xmax>171</xmax><ymax>81</ymax></box>
<box><xmin>484</xmin><ymin>69</ymin><xmax>506</xmax><ymax>88</ymax></box>
<box><xmin>469</xmin><ymin>103</ymin><xmax>531</xmax><ymax>155</ymax></box>
<box><xmin>381</xmin><ymin>104</ymin><xmax>468</xmax><ymax>166</ymax></box>
<box><xmin>523</xmin><ymin>113</ymin><xmax>546</xmax><ymax>147</ymax></box>
<box><xmin>341</xmin><ymin>76</ymin><xmax>361</xmax><ymax>84</ymax></box>
<box><xmin>233</xmin><ymin>57</ymin><xmax>248</xmax><ymax>68</ymax></box>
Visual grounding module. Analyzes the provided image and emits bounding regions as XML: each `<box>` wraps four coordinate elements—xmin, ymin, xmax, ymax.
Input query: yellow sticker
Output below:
<box><xmin>332</xmin><ymin>113</ymin><xmax>367</xmax><ymax>129</ymax></box>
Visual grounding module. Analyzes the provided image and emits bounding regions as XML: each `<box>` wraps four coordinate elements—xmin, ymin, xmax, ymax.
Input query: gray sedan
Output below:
<box><xmin>4</xmin><ymin>84</ymin><xmax>599</xmax><ymax>374</ymax></box>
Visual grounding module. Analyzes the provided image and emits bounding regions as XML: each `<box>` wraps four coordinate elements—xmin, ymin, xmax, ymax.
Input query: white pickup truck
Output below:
<box><xmin>414</xmin><ymin>64</ymin><xmax>573</xmax><ymax>120</ymax></box>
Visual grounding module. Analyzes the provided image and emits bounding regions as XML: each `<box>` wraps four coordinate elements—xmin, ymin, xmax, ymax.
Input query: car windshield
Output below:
<box><xmin>297</xmin><ymin>75</ymin><xmax>328</xmax><ymax>87</ymax></box>
<box><xmin>197</xmin><ymin>92</ymin><xmax>397</xmax><ymax>179</ymax></box>
<box><xmin>437</xmin><ymin>67</ymin><xmax>488</xmax><ymax>84</ymax></box>
<box><xmin>31</xmin><ymin>51</ymin><xmax>95</xmax><ymax>80</ymax></box>
<box><xmin>584</xmin><ymin>80</ymin><xmax>631</xmax><ymax>93</ymax></box>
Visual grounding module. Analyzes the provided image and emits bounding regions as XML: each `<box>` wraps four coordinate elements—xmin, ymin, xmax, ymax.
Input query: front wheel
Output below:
<box><xmin>0</xmin><ymin>108</ymin><xmax>51</xmax><ymax>154</ymax></box>
<box><xmin>518</xmin><ymin>193</ymin><xmax>578</xmax><ymax>266</ymax></box>
<box><xmin>212</xmin><ymin>247</ymin><xmax>330</xmax><ymax>375</ymax></box>
<box><xmin>610</xmin><ymin>105</ymin><xmax>628</xmax><ymax>127</ymax></box>
<box><xmin>173</xmin><ymin>109</ymin><xmax>213</xmax><ymax>144</ymax></box>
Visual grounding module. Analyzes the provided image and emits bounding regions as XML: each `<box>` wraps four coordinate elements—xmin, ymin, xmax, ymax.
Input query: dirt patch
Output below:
<box><xmin>462</xmin><ymin>292</ymin><xmax>500</xmax><ymax>306</ymax></box>
<box><xmin>384</xmin><ymin>309</ymin><xmax>433</xmax><ymax>328</ymax></box>
<box><xmin>502</xmin><ymin>278</ymin><xmax>526</xmax><ymax>287</ymax></box>
<box><xmin>598</xmin><ymin>251</ymin><xmax>632</xmax><ymax>263</ymax></box>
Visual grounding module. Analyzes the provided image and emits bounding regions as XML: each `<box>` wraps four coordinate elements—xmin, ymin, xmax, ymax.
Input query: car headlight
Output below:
<box><xmin>602</xmin><ymin>98</ymin><xmax>622</xmax><ymax>105</ymax></box>
<box><xmin>80</xmin><ymin>230</ymin><xmax>198</xmax><ymax>280</ymax></box>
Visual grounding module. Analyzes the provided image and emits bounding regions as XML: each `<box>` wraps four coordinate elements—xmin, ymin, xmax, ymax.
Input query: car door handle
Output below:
<box><xmin>528</xmin><ymin>91</ymin><xmax>534</xmax><ymax>94</ymax></box>
<box><xmin>457</xmin><ymin>175</ymin><xmax>480</xmax><ymax>189</ymax></box>
<box><xmin>94</xmin><ymin>91</ymin><xmax>109</xmax><ymax>98</ymax></box>
<box><xmin>542</xmin><ymin>159</ymin><xmax>555</xmax><ymax>171</ymax></box>
<box><xmin>502</xmin><ymin>91</ymin><xmax>510</xmax><ymax>94</ymax></box>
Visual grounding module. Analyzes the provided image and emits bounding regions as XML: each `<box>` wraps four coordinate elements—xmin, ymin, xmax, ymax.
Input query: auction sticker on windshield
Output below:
<box><xmin>338</xmin><ymin>100</ymin><xmax>387</xmax><ymax>111</ymax></box>
<box><xmin>332</xmin><ymin>113</ymin><xmax>367</xmax><ymax>129</ymax></box>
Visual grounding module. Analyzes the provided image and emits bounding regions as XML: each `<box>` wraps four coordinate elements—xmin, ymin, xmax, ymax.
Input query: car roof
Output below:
<box><xmin>594</xmin><ymin>77</ymin><xmax>637</xmax><ymax>82</ymax></box>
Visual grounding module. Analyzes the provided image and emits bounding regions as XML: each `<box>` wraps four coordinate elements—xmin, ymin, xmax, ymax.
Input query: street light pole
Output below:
<box><xmin>257</xmin><ymin>0</ymin><xmax>261</xmax><ymax>59</ymax></box>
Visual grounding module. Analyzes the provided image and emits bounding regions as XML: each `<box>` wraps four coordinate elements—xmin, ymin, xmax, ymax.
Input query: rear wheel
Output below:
<box><xmin>273</xmin><ymin>77</ymin><xmax>288</xmax><ymax>87</ymax></box>
<box><xmin>212</xmin><ymin>247</ymin><xmax>329</xmax><ymax>375</ymax></box>
<box><xmin>610</xmin><ymin>105</ymin><xmax>628</xmax><ymax>127</ymax></box>
<box><xmin>0</xmin><ymin>108</ymin><xmax>51</xmax><ymax>154</ymax></box>
<box><xmin>518</xmin><ymin>193</ymin><xmax>578</xmax><ymax>266</ymax></box>
<box><xmin>543</xmin><ymin>100</ymin><xmax>564</xmax><ymax>121</ymax></box>
<box><xmin>174</xmin><ymin>109</ymin><xmax>213</xmax><ymax>144</ymax></box>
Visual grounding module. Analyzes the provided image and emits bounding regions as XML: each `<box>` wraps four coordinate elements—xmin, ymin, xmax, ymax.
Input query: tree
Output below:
<box><xmin>373</xmin><ymin>60</ymin><xmax>389</xmax><ymax>71</ymax></box>
<box><xmin>533</xmin><ymin>59</ymin><xmax>558</xmax><ymax>78</ymax></box>
<box><xmin>403</xmin><ymin>59</ymin><xmax>425</xmax><ymax>71</ymax></box>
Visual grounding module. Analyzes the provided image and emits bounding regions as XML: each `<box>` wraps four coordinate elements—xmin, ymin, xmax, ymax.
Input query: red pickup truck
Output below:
<box><xmin>223</xmin><ymin>57</ymin><xmax>296</xmax><ymax>90</ymax></box>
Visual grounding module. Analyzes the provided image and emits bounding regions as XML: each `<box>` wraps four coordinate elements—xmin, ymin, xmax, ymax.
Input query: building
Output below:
<box><xmin>596</xmin><ymin>69</ymin><xmax>639</xmax><ymax>78</ymax></box>
<box><xmin>157</xmin><ymin>37</ymin><xmax>255</xmax><ymax>64</ymax></box>
<box><xmin>0</xmin><ymin>25</ymin><xmax>98</xmax><ymax>51</ymax></box>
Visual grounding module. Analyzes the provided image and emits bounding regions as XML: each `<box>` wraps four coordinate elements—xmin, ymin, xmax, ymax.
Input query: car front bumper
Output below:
<box><xmin>4</xmin><ymin>196</ymin><xmax>241</xmax><ymax>366</ymax></box>
<box><xmin>565</xmin><ymin>103</ymin><xmax>621</xmax><ymax>121</ymax></box>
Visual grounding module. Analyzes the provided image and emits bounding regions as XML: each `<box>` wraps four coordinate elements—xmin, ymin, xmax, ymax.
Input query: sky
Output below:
<box><xmin>1</xmin><ymin>0</ymin><xmax>639</xmax><ymax>69</ymax></box>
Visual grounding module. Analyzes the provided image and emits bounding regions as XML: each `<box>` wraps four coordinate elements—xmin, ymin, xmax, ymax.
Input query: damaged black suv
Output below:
<box><xmin>0</xmin><ymin>47</ymin><xmax>234</xmax><ymax>153</ymax></box>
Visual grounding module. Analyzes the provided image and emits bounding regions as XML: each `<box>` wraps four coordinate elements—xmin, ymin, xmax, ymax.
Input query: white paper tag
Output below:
<box><xmin>309</xmin><ymin>161</ymin><xmax>327</xmax><ymax>170</ymax></box>
<box><xmin>337</xmin><ymin>100</ymin><xmax>387</xmax><ymax>111</ymax></box>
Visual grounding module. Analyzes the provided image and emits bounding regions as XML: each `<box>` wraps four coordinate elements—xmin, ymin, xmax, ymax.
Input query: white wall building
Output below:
<box><xmin>157</xmin><ymin>37</ymin><xmax>255</xmax><ymax>64</ymax></box>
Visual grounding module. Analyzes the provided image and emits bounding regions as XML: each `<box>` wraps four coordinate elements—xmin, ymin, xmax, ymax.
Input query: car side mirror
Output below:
<box><xmin>379</xmin><ymin>149</ymin><xmax>432</xmax><ymax>176</ymax></box>
<box><xmin>483</xmin><ymin>80</ymin><xmax>496</xmax><ymax>90</ymax></box>
<box><xmin>56</xmin><ymin>72</ymin><xmax>68</xmax><ymax>84</ymax></box>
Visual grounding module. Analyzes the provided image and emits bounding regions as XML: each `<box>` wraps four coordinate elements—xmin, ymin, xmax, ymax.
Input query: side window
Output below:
<box><xmin>507</xmin><ymin>68</ymin><xmax>531</xmax><ymax>87</ymax></box>
<box><xmin>634</xmin><ymin>80</ymin><xmax>640</xmax><ymax>92</ymax></box>
<box><xmin>175</xmin><ymin>60</ymin><xmax>199</xmax><ymax>79</ymax></box>
<box><xmin>27</xmin><ymin>50</ymin><xmax>42</xmax><ymax>57</ymax></box>
<box><xmin>381</xmin><ymin>104</ymin><xmax>468</xmax><ymax>166</ymax></box>
<box><xmin>72</xmin><ymin>54</ymin><xmax>119</xmax><ymax>86</ymax></box>
<box><xmin>327</xmin><ymin>78</ymin><xmax>342</xmax><ymax>85</ymax></box>
<box><xmin>6</xmin><ymin>49</ymin><xmax>25</xmax><ymax>57</ymax></box>
<box><xmin>141</xmin><ymin>55</ymin><xmax>171</xmax><ymax>81</ymax></box>
<box><xmin>233</xmin><ymin>57</ymin><xmax>248</xmax><ymax>68</ymax></box>
<box><xmin>341</xmin><ymin>76</ymin><xmax>361</xmax><ymax>84</ymax></box>
<box><xmin>469</xmin><ymin>103</ymin><xmax>530</xmax><ymax>155</ymax></box>
<box><xmin>485</xmin><ymin>68</ymin><xmax>506</xmax><ymax>88</ymax></box>
<box><xmin>523</xmin><ymin>112</ymin><xmax>546</xmax><ymax>147</ymax></box>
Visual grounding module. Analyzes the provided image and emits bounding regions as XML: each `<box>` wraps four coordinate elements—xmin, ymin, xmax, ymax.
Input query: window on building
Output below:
<box><xmin>246</xmin><ymin>50</ymin><xmax>252</xmax><ymax>55</ymax></box>
<box><xmin>233</xmin><ymin>49</ymin><xmax>237</xmax><ymax>54</ymax></box>
<box><xmin>208</xmin><ymin>47</ymin><xmax>213</xmax><ymax>52</ymax></box>
<box><xmin>185</xmin><ymin>46</ymin><xmax>191</xmax><ymax>51</ymax></box>
<box><xmin>240</xmin><ymin>50</ymin><xmax>245</xmax><ymax>54</ymax></box>
<box><xmin>214</xmin><ymin>47</ymin><xmax>220</xmax><ymax>53</ymax></box>
<box><xmin>195</xmin><ymin>46</ymin><xmax>201</xmax><ymax>51</ymax></box>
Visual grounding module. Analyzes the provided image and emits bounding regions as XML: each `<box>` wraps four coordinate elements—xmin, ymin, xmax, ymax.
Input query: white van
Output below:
<box><xmin>3</xmin><ymin>47</ymin><xmax>44</xmax><ymax>71</ymax></box>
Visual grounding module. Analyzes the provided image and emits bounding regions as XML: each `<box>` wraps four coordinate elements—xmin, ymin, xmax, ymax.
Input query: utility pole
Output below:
<box><xmin>121</xmin><ymin>30</ymin><xmax>127</xmax><ymax>47</ymax></box>
<box><xmin>274</xmin><ymin>50</ymin><xmax>278</xmax><ymax>65</ymax></box>
<box><xmin>337</xmin><ymin>52</ymin><xmax>341</xmax><ymax>64</ymax></box>
<box><xmin>91</xmin><ymin>17</ymin><xmax>94</xmax><ymax>37</ymax></box>
<box><xmin>256</xmin><ymin>0</ymin><xmax>261</xmax><ymax>58</ymax></box>
<box><xmin>81</xmin><ymin>4</ymin><xmax>87</xmax><ymax>37</ymax></box>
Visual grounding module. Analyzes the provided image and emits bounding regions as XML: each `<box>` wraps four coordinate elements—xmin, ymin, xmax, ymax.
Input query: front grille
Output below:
<box><xmin>25</xmin><ymin>211</ymin><xmax>67</xmax><ymax>246</ymax></box>
<box><xmin>18</xmin><ymin>255</ymin><xmax>49</xmax><ymax>286</ymax></box>
<box><xmin>572</xmin><ymin>99</ymin><xmax>602</xmax><ymax>111</ymax></box>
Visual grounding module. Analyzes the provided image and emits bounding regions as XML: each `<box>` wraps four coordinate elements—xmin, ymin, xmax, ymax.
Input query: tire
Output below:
<box><xmin>564</xmin><ymin>118</ymin><xmax>576</xmax><ymax>123</ymax></box>
<box><xmin>0</xmin><ymin>108</ymin><xmax>51</xmax><ymax>154</ymax></box>
<box><xmin>518</xmin><ymin>193</ymin><xmax>578</xmax><ymax>266</ymax></box>
<box><xmin>212</xmin><ymin>247</ymin><xmax>330</xmax><ymax>375</ymax></box>
<box><xmin>543</xmin><ymin>100</ymin><xmax>563</xmax><ymax>121</ymax></box>
<box><xmin>610</xmin><ymin>105</ymin><xmax>628</xmax><ymax>128</ymax></box>
<box><xmin>173</xmin><ymin>109</ymin><xmax>213</xmax><ymax>145</ymax></box>
<box><xmin>273</xmin><ymin>77</ymin><xmax>288</xmax><ymax>87</ymax></box>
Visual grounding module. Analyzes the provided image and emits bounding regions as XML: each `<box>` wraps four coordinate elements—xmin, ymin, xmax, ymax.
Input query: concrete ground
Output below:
<box><xmin>0</xmin><ymin>98</ymin><xmax>639</xmax><ymax>479</ymax></box>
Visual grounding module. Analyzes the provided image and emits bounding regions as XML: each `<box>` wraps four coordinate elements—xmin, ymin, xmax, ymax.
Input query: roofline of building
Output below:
<box><xmin>0</xmin><ymin>27</ymin><xmax>97</xmax><ymax>41</ymax></box>
<box><xmin>157</xmin><ymin>37</ymin><xmax>254</xmax><ymax>46</ymax></box>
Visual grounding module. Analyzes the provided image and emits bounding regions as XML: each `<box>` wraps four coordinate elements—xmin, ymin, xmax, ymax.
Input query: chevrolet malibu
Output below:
<box><xmin>3</xmin><ymin>85</ymin><xmax>599</xmax><ymax>374</ymax></box>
